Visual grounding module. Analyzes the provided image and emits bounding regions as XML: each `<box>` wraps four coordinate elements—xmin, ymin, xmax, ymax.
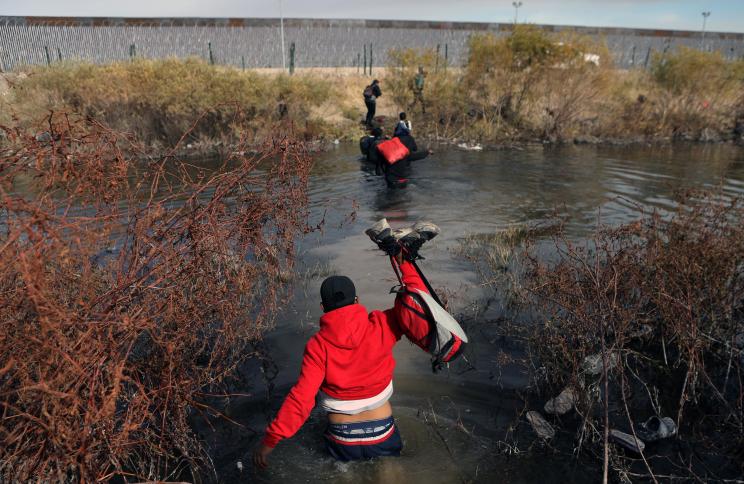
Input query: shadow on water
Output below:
<box><xmin>195</xmin><ymin>142</ymin><xmax>744</xmax><ymax>482</ymax></box>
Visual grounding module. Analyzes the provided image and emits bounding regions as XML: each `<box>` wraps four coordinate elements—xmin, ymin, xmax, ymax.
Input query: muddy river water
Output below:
<box><xmin>196</xmin><ymin>143</ymin><xmax>744</xmax><ymax>483</ymax></box>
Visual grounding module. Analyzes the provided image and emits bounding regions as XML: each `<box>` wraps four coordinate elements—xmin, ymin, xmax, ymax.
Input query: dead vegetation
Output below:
<box><xmin>465</xmin><ymin>193</ymin><xmax>744</xmax><ymax>481</ymax></box>
<box><xmin>386</xmin><ymin>26</ymin><xmax>744</xmax><ymax>145</ymax></box>
<box><xmin>1</xmin><ymin>59</ymin><xmax>338</xmax><ymax>148</ymax></box>
<box><xmin>4</xmin><ymin>37</ymin><xmax>742</xmax><ymax>149</ymax></box>
<box><xmin>529</xmin><ymin>195</ymin><xmax>744</xmax><ymax>480</ymax></box>
<box><xmin>0</xmin><ymin>110</ymin><xmax>313</xmax><ymax>481</ymax></box>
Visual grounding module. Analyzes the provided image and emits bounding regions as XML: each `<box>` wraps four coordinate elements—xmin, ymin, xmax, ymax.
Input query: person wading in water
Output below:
<box><xmin>253</xmin><ymin>220</ymin><xmax>463</xmax><ymax>467</ymax></box>
<box><xmin>375</xmin><ymin>133</ymin><xmax>432</xmax><ymax>189</ymax></box>
<box><xmin>363</xmin><ymin>79</ymin><xmax>382</xmax><ymax>127</ymax></box>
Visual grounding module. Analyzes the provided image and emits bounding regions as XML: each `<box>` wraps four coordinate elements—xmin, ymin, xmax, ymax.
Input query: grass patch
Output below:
<box><xmin>2</xmin><ymin>58</ymin><xmax>336</xmax><ymax>147</ymax></box>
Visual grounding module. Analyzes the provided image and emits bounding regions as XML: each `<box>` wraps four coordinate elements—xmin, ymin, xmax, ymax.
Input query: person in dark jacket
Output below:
<box><xmin>363</xmin><ymin>79</ymin><xmax>382</xmax><ymax>127</ymax></box>
<box><xmin>360</xmin><ymin>127</ymin><xmax>390</xmax><ymax>176</ymax></box>
<box><xmin>360</xmin><ymin>127</ymin><xmax>384</xmax><ymax>157</ymax></box>
<box><xmin>379</xmin><ymin>134</ymin><xmax>431</xmax><ymax>189</ymax></box>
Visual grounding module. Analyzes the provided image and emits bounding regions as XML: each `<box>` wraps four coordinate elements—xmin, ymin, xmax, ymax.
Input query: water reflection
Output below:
<box><xmin>206</xmin><ymin>143</ymin><xmax>744</xmax><ymax>482</ymax></box>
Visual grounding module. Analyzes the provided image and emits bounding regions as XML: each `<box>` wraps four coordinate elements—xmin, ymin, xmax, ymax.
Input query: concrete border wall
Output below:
<box><xmin>1</xmin><ymin>16</ymin><xmax>743</xmax><ymax>71</ymax></box>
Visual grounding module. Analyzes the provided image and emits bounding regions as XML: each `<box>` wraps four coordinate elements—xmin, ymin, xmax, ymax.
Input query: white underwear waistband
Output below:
<box><xmin>320</xmin><ymin>381</ymin><xmax>393</xmax><ymax>415</ymax></box>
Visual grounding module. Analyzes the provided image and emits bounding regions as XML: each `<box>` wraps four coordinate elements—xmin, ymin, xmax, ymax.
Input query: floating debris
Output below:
<box><xmin>609</xmin><ymin>429</ymin><xmax>646</xmax><ymax>453</ymax></box>
<box><xmin>457</xmin><ymin>142</ymin><xmax>483</xmax><ymax>151</ymax></box>
<box><xmin>35</xmin><ymin>131</ymin><xmax>53</xmax><ymax>143</ymax></box>
<box><xmin>637</xmin><ymin>416</ymin><xmax>677</xmax><ymax>441</ymax></box>
<box><xmin>544</xmin><ymin>387</ymin><xmax>577</xmax><ymax>415</ymax></box>
<box><xmin>581</xmin><ymin>352</ymin><xmax>620</xmax><ymax>376</ymax></box>
<box><xmin>628</xmin><ymin>324</ymin><xmax>653</xmax><ymax>339</ymax></box>
<box><xmin>526</xmin><ymin>410</ymin><xmax>555</xmax><ymax>440</ymax></box>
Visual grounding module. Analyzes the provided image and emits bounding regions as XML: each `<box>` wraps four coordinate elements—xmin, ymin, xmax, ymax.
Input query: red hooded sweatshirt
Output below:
<box><xmin>262</xmin><ymin>260</ymin><xmax>431</xmax><ymax>448</ymax></box>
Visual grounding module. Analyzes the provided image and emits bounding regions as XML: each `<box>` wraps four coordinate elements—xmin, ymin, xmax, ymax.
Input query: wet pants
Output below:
<box><xmin>324</xmin><ymin>416</ymin><xmax>402</xmax><ymax>461</ymax></box>
<box><xmin>365</xmin><ymin>100</ymin><xmax>377</xmax><ymax>126</ymax></box>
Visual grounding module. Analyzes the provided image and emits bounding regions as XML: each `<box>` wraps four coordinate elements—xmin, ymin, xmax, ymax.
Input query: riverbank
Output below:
<box><xmin>0</xmin><ymin>61</ymin><xmax>387</xmax><ymax>153</ymax></box>
<box><xmin>461</xmin><ymin>191</ymin><xmax>744</xmax><ymax>482</ymax></box>
<box><xmin>385</xmin><ymin>26</ymin><xmax>744</xmax><ymax>147</ymax></box>
<box><xmin>0</xmin><ymin>113</ymin><xmax>316</xmax><ymax>481</ymax></box>
<box><xmin>2</xmin><ymin>29</ymin><xmax>743</xmax><ymax>153</ymax></box>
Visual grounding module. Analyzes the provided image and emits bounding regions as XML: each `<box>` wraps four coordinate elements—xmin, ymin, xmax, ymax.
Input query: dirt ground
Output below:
<box><xmin>254</xmin><ymin>67</ymin><xmax>402</xmax><ymax>138</ymax></box>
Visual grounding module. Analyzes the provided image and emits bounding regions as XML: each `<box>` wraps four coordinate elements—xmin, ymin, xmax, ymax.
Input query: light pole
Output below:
<box><xmin>512</xmin><ymin>1</ymin><xmax>523</xmax><ymax>24</ymax></box>
<box><xmin>701</xmin><ymin>11</ymin><xmax>711</xmax><ymax>48</ymax></box>
<box><xmin>279</xmin><ymin>0</ymin><xmax>286</xmax><ymax>70</ymax></box>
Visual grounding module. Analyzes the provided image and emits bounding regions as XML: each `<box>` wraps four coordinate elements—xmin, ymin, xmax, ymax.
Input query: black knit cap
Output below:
<box><xmin>320</xmin><ymin>276</ymin><xmax>356</xmax><ymax>312</ymax></box>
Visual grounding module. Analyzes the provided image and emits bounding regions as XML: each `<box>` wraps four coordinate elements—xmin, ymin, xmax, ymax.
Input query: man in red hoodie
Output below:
<box><xmin>253</xmin><ymin>220</ymin><xmax>461</xmax><ymax>467</ymax></box>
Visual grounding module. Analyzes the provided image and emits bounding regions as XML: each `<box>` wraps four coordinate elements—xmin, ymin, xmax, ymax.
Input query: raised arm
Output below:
<box><xmin>365</xmin><ymin>220</ymin><xmax>440</xmax><ymax>351</ymax></box>
<box><xmin>382</xmin><ymin>257</ymin><xmax>432</xmax><ymax>351</ymax></box>
<box><xmin>406</xmin><ymin>149</ymin><xmax>430</xmax><ymax>162</ymax></box>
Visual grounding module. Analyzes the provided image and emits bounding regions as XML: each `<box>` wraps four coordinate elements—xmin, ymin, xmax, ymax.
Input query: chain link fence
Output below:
<box><xmin>1</xmin><ymin>16</ymin><xmax>743</xmax><ymax>71</ymax></box>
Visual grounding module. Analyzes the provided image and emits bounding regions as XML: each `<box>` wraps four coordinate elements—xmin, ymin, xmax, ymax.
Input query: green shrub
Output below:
<box><xmin>507</xmin><ymin>24</ymin><xmax>561</xmax><ymax>68</ymax></box>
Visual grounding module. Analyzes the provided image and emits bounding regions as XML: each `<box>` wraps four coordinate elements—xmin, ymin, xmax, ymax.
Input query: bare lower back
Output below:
<box><xmin>327</xmin><ymin>401</ymin><xmax>393</xmax><ymax>424</ymax></box>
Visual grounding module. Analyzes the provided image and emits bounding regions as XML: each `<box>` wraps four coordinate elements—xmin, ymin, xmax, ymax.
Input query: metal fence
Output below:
<box><xmin>1</xmin><ymin>16</ymin><xmax>743</xmax><ymax>71</ymax></box>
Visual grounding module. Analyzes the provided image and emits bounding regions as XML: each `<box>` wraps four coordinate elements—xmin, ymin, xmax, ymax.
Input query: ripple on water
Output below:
<box><xmin>250</xmin><ymin>407</ymin><xmax>491</xmax><ymax>484</ymax></box>
<box><xmin>213</xmin><ymin>143</ymin><xmax>744</xmax><ymax>481</ymax></box>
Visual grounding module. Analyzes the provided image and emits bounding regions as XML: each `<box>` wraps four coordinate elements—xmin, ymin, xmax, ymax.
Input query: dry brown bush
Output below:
<box><xmin>0</xmin><ymin>110</ymin><xmax>313</xmax><ymax>481</ymax></box>
<box><xmin>386</xmin><ymin>30</ymin><xmax>744</xmax><ymax>144</ymax></box>
<box><xmin>3</xmin><ymin>59</ymin><xmax>333</xmax><ymax>147</ymax></box>
<box><xmin>520</xmin><ymin>194</ymin><xmax>744</xmax><ymax>480</ymax></box>
<box><xmin>387</xmin><ymin>27</ymin><xmax>613</xmax><ymax>143</ymax></box>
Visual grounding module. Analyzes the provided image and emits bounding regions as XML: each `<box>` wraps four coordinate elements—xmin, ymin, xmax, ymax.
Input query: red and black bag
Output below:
<box><xmin>377</xmin><ymin>137</ymin><xmax>410</xmax><ymax>165</ymax></box>
<box><xmin>390</xmin><ymin>258</ymin><xmax>469</xmax><ymax>373</ymax></box>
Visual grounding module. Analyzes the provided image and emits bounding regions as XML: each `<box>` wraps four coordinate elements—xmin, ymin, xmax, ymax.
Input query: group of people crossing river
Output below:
<box><xmin>359</xmin><ymin>69</ymin><xmax>432</xmax><ymax>189</ymax></box>
<box><xmin>253</xmin><ymin>67</ymin><xmax>469</xmax><ymax>470</ymax></box>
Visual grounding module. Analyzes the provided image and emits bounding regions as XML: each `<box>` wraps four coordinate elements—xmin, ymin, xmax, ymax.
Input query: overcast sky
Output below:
<box><xmin>1</xmin><ymin>0</ymin><xmax>741</xmax><ymax>33</ymax></box>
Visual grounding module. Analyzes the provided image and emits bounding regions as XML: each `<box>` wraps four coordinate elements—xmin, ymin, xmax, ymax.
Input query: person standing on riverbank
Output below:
<box><xmin>253</xmin><ymin>223</ymin><xmax>461</xmax><ymax>467</ymax></box>
<box><xmin>409</xmin><ymin>67</ymin><xmax>426</xmax><ymax>114</ymax></box>
<box><xmin>364</xmin><ymin>79</ymin><xmax>382</xmax><ymax>126</ymax></box>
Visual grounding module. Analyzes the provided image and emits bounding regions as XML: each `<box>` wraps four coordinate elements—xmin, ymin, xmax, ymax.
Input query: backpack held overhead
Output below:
<box><xmin>395</xmin><ymin>260</ymin><xmax>468</xmax><ymax>373</ymax></box>
<box><xmin>377</xmin><ymin>138</ymin><xmax>410</xmax><ymax>164</ymax></box>
<box><xmin>406</xmin><ymin>288</ymin><xmax>467</xmax><ymax>371</ymax></box>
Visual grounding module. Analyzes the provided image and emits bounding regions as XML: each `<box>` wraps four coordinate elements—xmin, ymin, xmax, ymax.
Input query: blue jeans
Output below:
<box><xmin>324</xmin><ymin>416</ymin><xmax>402</xmax><ymax>461</ymax></box>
